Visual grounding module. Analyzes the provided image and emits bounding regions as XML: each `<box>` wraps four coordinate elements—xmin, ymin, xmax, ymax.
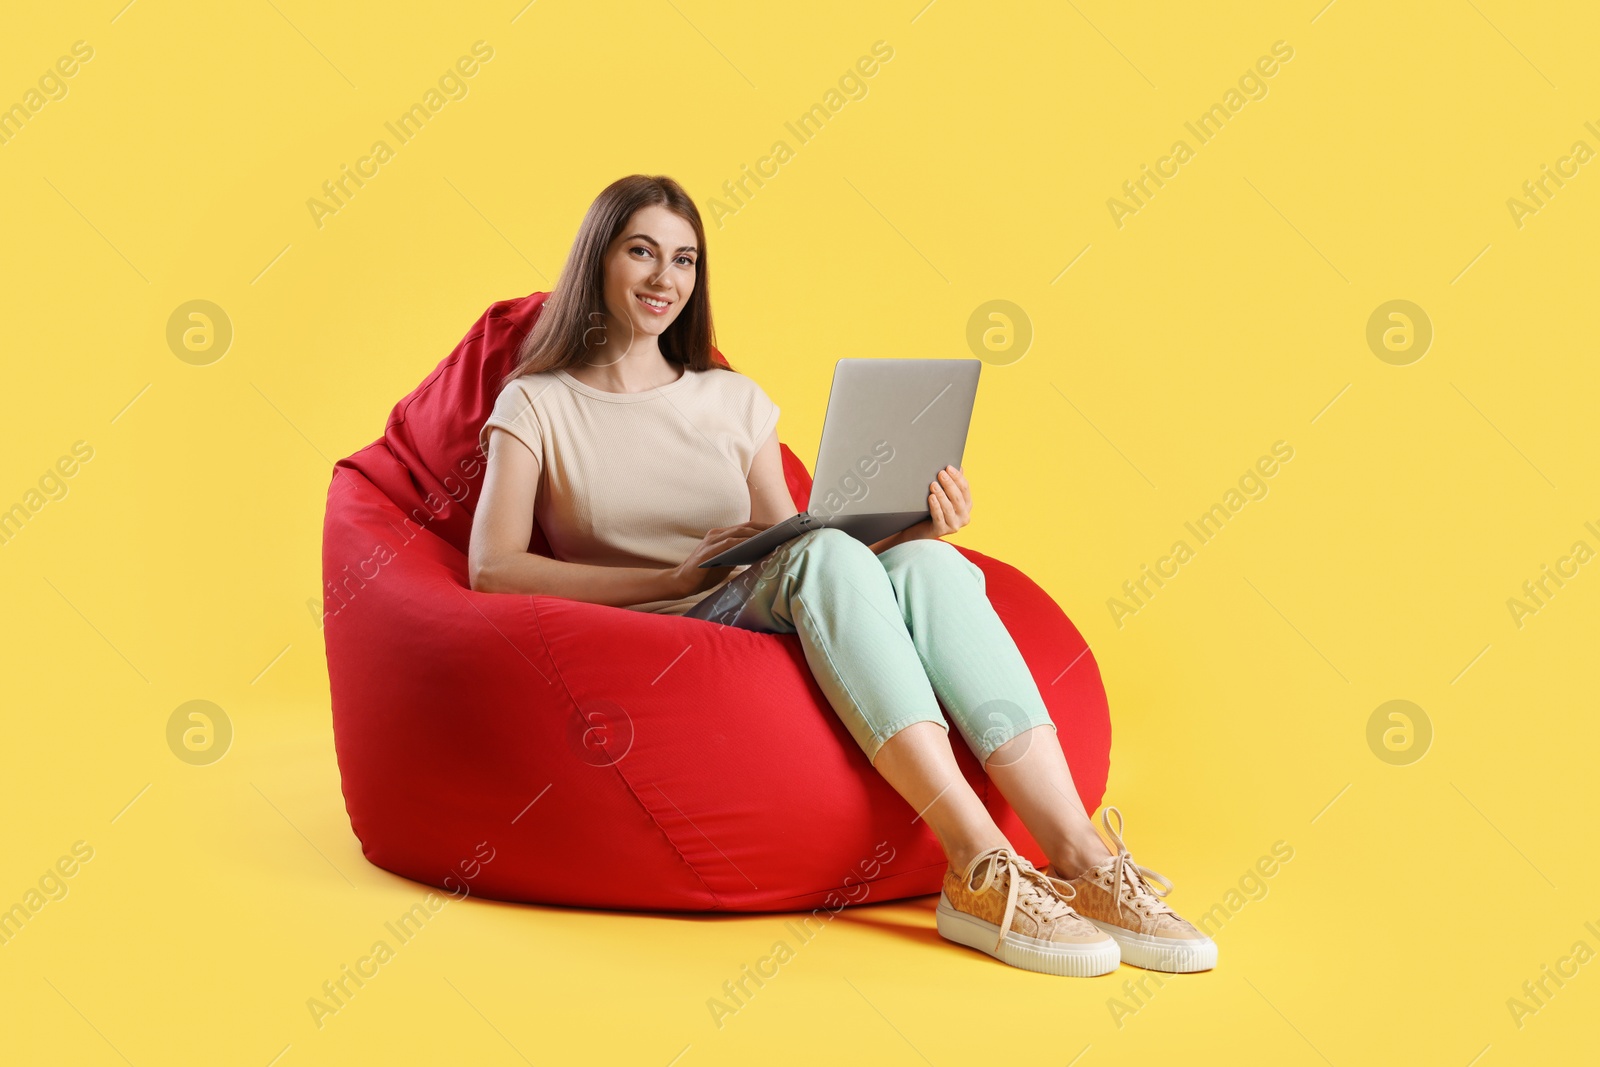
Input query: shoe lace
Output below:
<box><xmin>1099</xmin><ymin>806</ymin><xmax>1178</xmax><ymax>922</ymax></box>
<box><xmin>963</xmin><ymin>846</ymin><xmax>1078</xmax><ymax>952</ymax></box>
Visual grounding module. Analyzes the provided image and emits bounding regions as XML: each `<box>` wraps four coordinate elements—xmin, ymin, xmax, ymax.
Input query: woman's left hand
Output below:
<box><xmin>901</xmin><ymin>465</ymin><xmax>972</xmax><ymax>541</ymax></box>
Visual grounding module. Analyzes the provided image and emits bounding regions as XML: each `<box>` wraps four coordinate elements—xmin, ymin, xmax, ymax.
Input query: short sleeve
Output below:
<box><xmin>750</xmin><ymin>384</ymin><xmax>780</xmax><ymax>453</ymax></box>
<box><xmin>480</xmin><ymin>379</ymin><xmax>543</xmax><ymax>460</ymax></box>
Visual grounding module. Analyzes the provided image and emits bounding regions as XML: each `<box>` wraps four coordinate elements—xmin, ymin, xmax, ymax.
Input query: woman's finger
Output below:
<box><xmin>942</xmin><ymin>481</ymin><xmax>967</xmax><ymax>520</ymax></box>
<box><xmin>949</xmin><ymin>486</ymin><xmax>970</xmax><ymax>522</ymax></box>
<box><xmin>941</xmin><ymin>467</ymin><xmax>971</xmax><ymax>509</ymax></box>
<box><xmin>933</xmin><ymin>476</ymin><xmax>968</xmax><ymax>531</ymax></box>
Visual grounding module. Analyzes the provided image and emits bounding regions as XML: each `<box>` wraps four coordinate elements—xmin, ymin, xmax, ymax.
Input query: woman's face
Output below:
<box><xmin>598</xmin><ymin>204</ymin><xmax>698</xmax><ymax>347</ymax></box>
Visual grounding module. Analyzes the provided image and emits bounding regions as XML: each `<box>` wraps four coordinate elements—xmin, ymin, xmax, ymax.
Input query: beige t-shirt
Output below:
<box><xmin>479</xmin><ymin>363</ymin><xmax>781</xmax><ymax>615</ymax></box>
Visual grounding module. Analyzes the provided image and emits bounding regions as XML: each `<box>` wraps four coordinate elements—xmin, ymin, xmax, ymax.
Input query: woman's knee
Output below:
<box><xmin>753</xmin><ymin>526</ymin><xmax>877</xmax><ymax>583</ymax></box>
<box><xmin>879</xmin><ymin>537</ymin><xmax>983</xmax><ymax>589</ymax></box>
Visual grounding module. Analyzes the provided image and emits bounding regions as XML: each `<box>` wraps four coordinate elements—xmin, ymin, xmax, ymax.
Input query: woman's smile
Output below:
<box><xmin>636</xmin><ymin>292</ymin><xmax>672</xmax><ymax>315</ymax></box>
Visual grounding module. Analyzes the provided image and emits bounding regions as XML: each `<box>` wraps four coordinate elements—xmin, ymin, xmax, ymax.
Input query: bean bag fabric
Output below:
<box><xmin>321</xmin><ymin>290</ymin><xmax>1112</xmax><ymax>912</ymax></box>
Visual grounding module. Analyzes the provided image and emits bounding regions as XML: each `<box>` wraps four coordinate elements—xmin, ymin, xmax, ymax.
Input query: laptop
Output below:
<box><xmin>700</xmin><ymin>358</ymin><xmax>981</xmax><ymax>568</ymax></box>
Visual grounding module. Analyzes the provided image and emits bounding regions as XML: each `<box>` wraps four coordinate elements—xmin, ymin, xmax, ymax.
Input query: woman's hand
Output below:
<box><xmin>897</xmin><ymin>465</ymin><xmax>972</xmax><ymax>543</ymax></box>
<box><xmin>665</xmin><ymin>521</ymin><xmax>774</xmax><ymax>599</ymax></box>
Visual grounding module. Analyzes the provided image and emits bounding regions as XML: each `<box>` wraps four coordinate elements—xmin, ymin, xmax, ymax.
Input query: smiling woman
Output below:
<box><xmin>496</xmin><ymin>175</ymin><xmax>718</xmax><ymax>390</ymax></box>
<box><xmin>454</xmin><ymin>173</ymin><xmax>1203</xmax><ymax>979</ymax></box>
<box><xmin>457</xmin><ymin>173</ymin><xmax>1205</xmax><ymax>978</ymax></box>
<box><xmin>470</xmin><ymin>175</ymin><xmax>785</xmax><ymax>616</ymax></box>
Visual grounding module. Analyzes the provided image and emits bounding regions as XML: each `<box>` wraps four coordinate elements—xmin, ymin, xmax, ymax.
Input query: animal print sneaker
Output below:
<box><xmin>936</xmin><ymin>845</ymin><xmax>1119</xmax><ymax>977</ymax></box>
<box><xmin>1045</xmin><ymin>806</ymin><xmax>1217</xmax><ymax>973</ymax></box>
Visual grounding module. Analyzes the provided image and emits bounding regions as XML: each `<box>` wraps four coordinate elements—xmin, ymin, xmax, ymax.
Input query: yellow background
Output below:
<box><xmin>3</xmin><ymin>1</ymin><xmax>1595</xmax><ymax>1063</ymax></box>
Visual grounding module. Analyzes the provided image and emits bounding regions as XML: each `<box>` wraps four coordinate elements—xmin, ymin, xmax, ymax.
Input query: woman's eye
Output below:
<box><xmin>631</xmin><ymin>246</ymin><xmax>651</xmax><ymax>257</ymax></box>
<box><xmin>676</xmin><ymin>256</ymin><xmax>695</xmax><ymax>267</ymax></box>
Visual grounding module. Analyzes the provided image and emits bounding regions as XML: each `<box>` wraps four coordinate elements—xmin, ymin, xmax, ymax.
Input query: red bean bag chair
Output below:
<box><xmin>321</xmin><ymin>290</ymin><xmax>1112</xmax><ymax>912</ymax></box>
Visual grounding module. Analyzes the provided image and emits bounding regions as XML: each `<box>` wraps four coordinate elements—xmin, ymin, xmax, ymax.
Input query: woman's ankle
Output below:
<box><xmin>1045</xmin><ymin>834</ymin><xmax>1113</xmax><ymax>879</ymax></box>
<box><xmin>942</xmin><ymin>829</ymin><xmax>1012</xmax><ymax>874</ymax></box>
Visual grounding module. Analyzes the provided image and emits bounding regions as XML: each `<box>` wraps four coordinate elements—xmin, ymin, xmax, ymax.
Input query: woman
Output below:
<box><xmin>469</xmin><ymin>174</ymin><xmax>1215</xmax><ymax>977</ymax></box>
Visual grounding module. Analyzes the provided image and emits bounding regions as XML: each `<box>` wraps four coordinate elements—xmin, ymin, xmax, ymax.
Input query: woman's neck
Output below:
<box><xmin>567</xmin><ymin>339</ymin><xmax>683</xmax><ymax>393</ymax></box>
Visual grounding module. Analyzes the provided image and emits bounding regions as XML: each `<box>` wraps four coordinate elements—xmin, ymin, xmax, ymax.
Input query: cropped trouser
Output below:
<box><xmin>684</xmin><ymin>527</ymin><xmax>1056</xmax><ymax>765</ymax></box>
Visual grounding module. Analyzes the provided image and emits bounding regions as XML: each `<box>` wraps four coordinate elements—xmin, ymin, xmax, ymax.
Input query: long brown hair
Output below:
<box><xmin>502</xmin><ymin>174</ymin><xmax>725</xmax><ymax>388</ymax></box>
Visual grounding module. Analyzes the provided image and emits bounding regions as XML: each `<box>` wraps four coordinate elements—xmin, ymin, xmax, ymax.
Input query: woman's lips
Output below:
<box><xmin>636</xmin><ymin>293</ymin><xmax>670</xmax><ymax>315</ymax></box>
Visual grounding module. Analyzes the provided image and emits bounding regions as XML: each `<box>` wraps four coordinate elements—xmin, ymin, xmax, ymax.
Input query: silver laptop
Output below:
<box><xmin>700</xmin><ymin>358</ymin><xmax>981</xmax><ymax>568</ymax></box>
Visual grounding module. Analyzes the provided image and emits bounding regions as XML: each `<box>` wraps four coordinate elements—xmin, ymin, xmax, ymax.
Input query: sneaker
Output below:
<box><xmin>1044</xmin><ymin>806</ymin><xmax>1217</xmax><ymax>973</ymax></box>
<box><xmin>935</xmin><ymin>845</ymin><xmax>1120</xmax><ymax>977</ymax></box>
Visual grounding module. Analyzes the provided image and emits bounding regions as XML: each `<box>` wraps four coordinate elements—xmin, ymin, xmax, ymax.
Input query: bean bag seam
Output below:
<box><xmin>521</xmin><ymin>591</ymin><xmax>728</xmax><ymax>910</ymax></box>
<box><xmin>390</xmin><ymin>337</ymin><xmax>478</xmax><ymax>433</ymax></box>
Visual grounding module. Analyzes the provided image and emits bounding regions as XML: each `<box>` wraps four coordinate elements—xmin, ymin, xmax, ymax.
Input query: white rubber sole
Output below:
<box><xmin>935</xmin><ymin>893</ymin><xmax>1121</xmax><ymax>977</ymax></box>
<box><xmin>1086</xmin><ymin>918</ymin><xmax>1218</xmax><ymax>973</ymax></box>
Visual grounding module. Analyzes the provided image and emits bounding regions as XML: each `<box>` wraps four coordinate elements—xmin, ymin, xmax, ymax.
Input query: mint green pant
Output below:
<box><xmin>685</xmin><ymin>527</ymin><xmax>1057</xmax><ymax>765</ymax></box>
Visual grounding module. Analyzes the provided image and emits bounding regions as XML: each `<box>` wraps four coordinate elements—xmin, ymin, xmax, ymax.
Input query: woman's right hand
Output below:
<box><xmin>666</xmin><ymin>521</ymin><xmax>774</xmax><ymax>599</ymax></box>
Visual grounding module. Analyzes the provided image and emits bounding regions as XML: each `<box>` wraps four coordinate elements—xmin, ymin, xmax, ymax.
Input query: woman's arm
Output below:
<box><xmin>868</xmin><ymin>529</ymin><xmax>913</xmax><ymax>553</ymax></box>
<box><xmin>469</xmin><ymin>429</ymin><xmax>687</xmax><ymax>605</ymax></box>
<box><xmin>745</xmin><ymin>425</ymin><xmax>797</xmax><ymax>524</ymax></box>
